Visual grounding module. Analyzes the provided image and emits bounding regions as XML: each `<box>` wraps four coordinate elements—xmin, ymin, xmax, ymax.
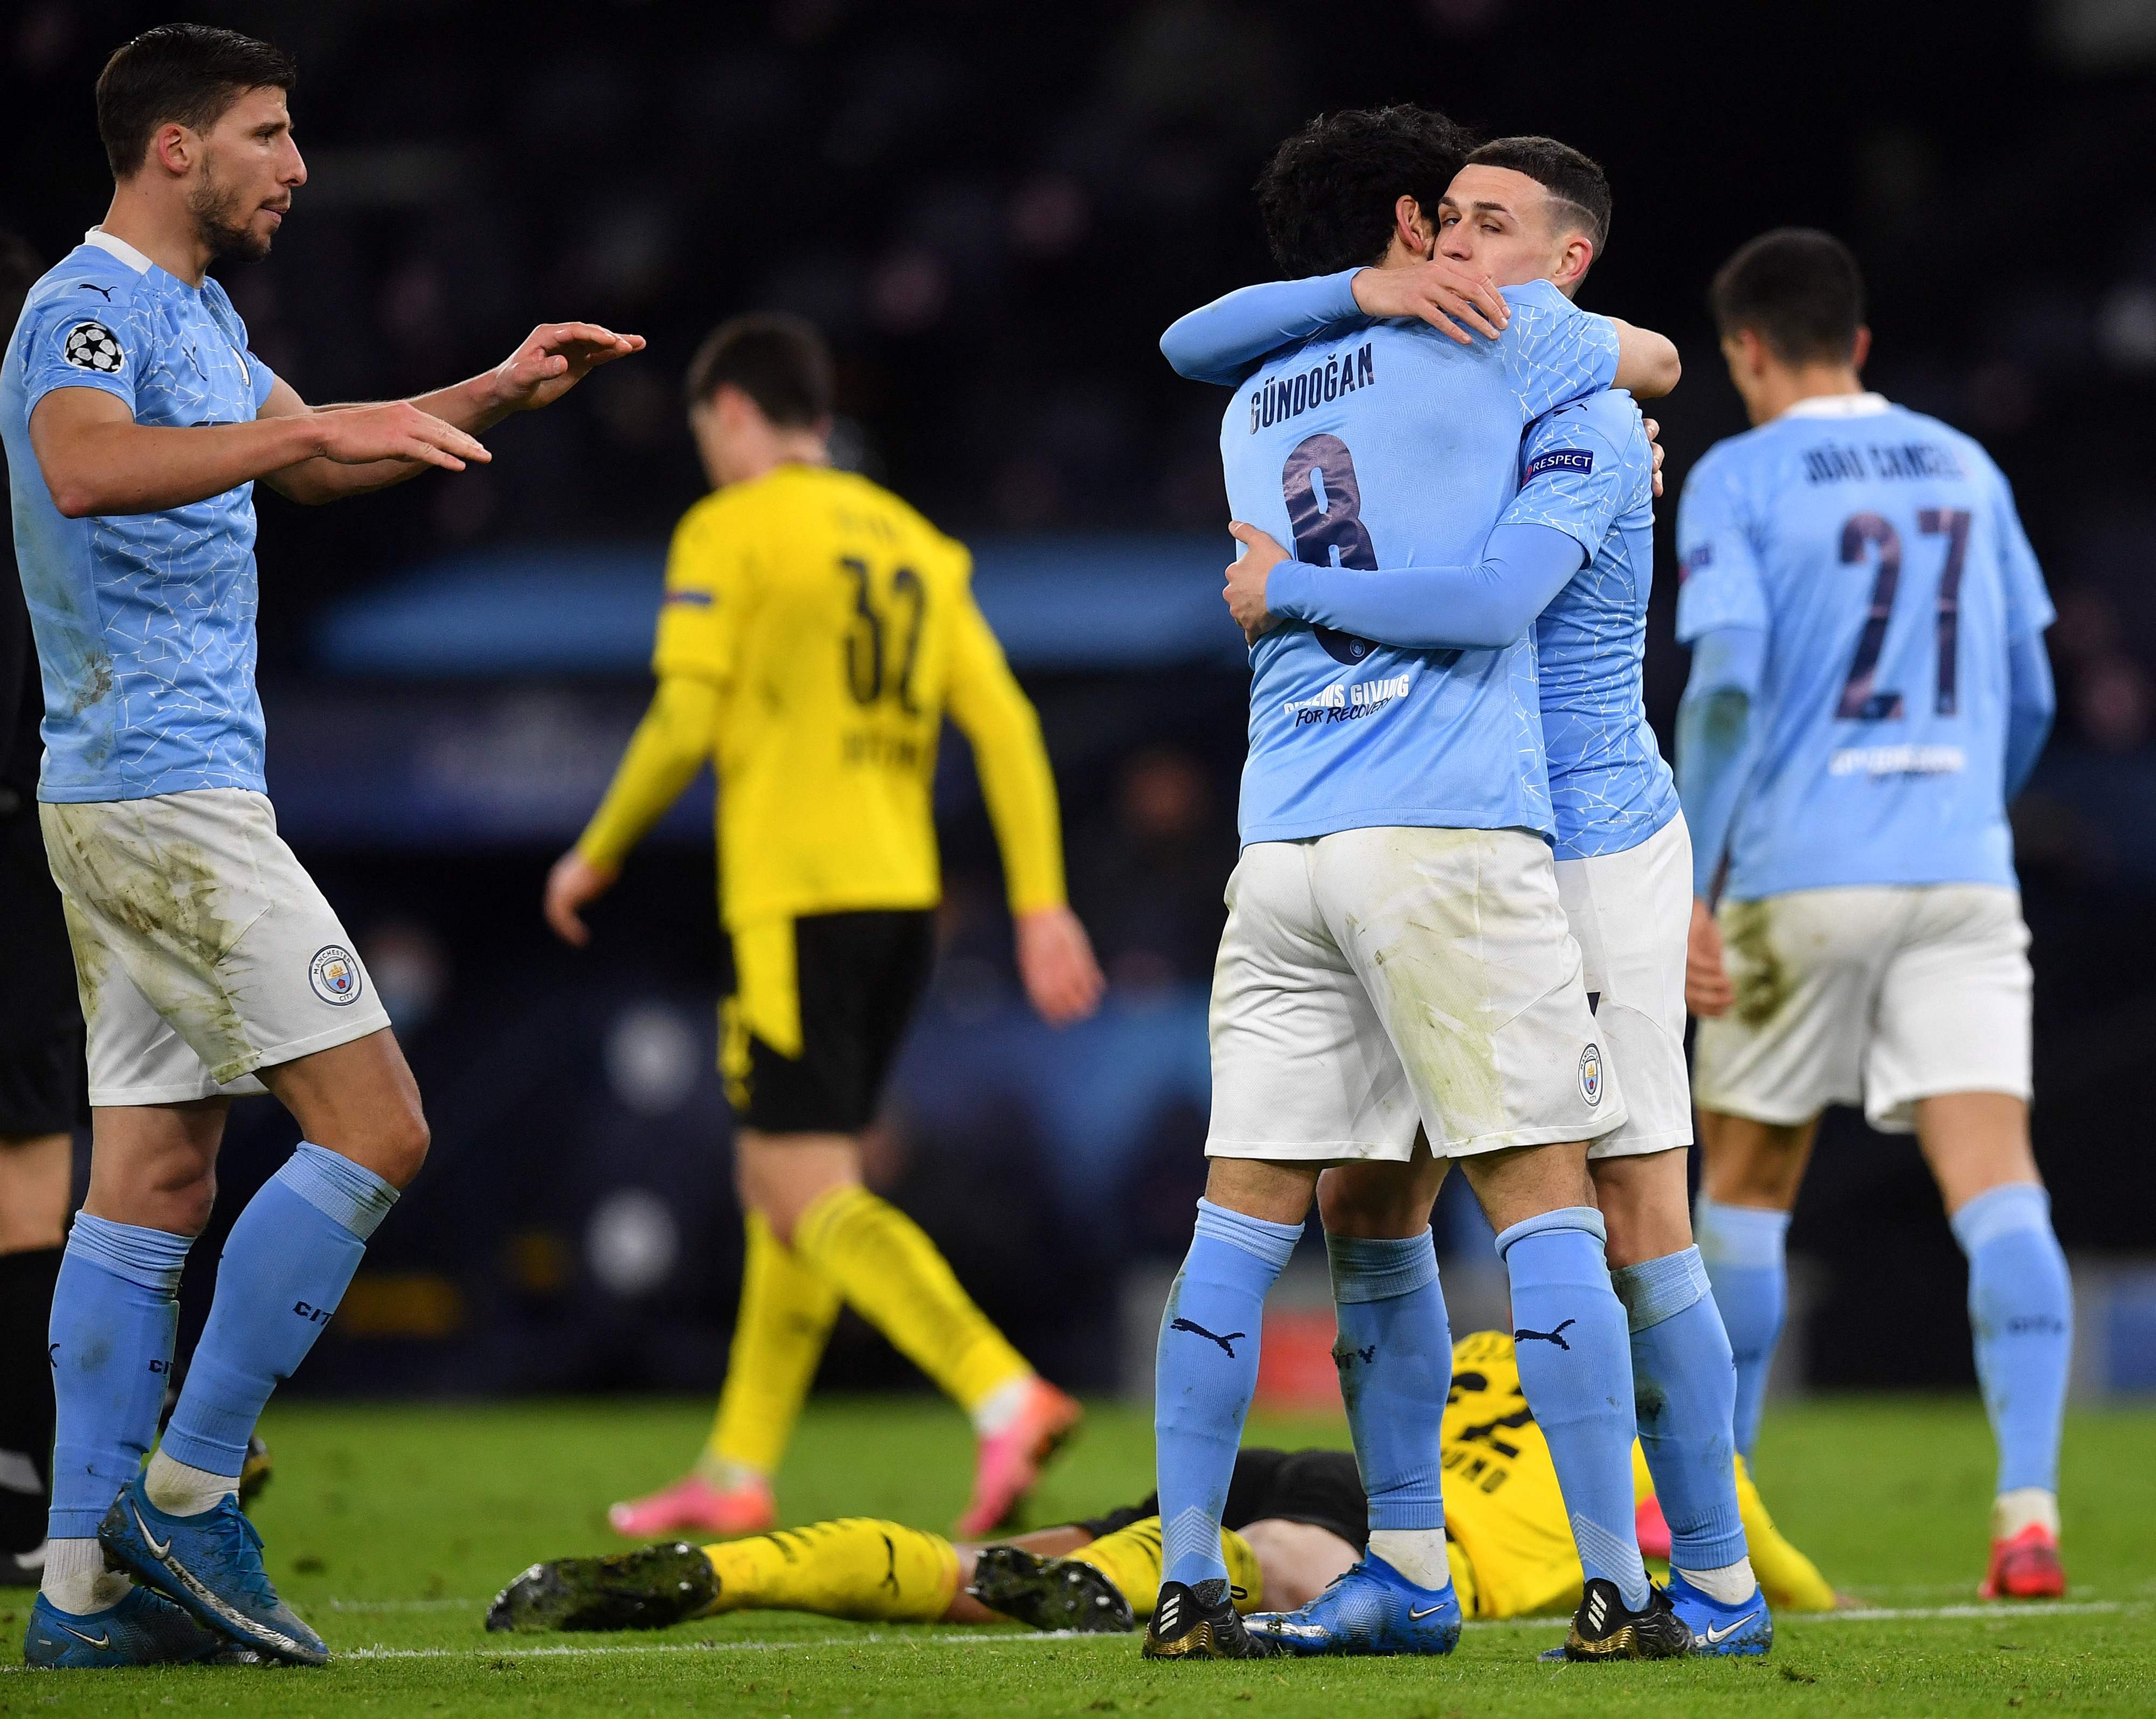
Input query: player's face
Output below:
<box><xmin>1436</xmin><ymin>165</ymin><xmax>1566</xmax><ymax>289</ymax></box>
<box><xmin>190</xmin><ymin>87</ymin><xmax>307</xmax><ymax>264</ymax></box>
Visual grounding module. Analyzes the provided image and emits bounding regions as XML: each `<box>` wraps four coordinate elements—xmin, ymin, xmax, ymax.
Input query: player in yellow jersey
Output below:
<box><xmin>488</xmin><ymin>1334</ymin><xmax>1837</xmax><ymax>1643</ymax></box>
<box><xmin>544</xmin><ymin>314</ymin><xmax>1105</xmax><ymax>1544</ymax></box>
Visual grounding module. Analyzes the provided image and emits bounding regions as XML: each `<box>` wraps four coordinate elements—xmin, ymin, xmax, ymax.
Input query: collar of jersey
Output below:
<box><xmin>82</xmin><ymin>227</ymin><xmax>156</xmax><ymax>275</ymax></box>
<box><xmin>1775</xmin><ymin>391</ymin><xmax>1890</xmax><ymax>421</ymax></box>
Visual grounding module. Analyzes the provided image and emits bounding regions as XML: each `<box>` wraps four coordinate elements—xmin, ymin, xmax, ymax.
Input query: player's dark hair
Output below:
<box><xmin>685</xmin><ymin>314</ymin><xmax>834</xmax><ymax>427</ymax></box>
<box><xmin>1465</xmin><ymin>135</ymin><xmax>1612</xmax><ymax>253</ymax></box>
<box><xmin>96</xmin><ymin>24</ymin><xmax>298</xmax><ymax>180</ymax></box>
<box><xmin>1254</xmin><ymin>105</ymin><xmax>1478</xmax><ymax>277</ymax></box>
<box><xmin>1710</xmin><ymin>228</ymin><xmax>1867</xmax><ymax>366</ymax></box>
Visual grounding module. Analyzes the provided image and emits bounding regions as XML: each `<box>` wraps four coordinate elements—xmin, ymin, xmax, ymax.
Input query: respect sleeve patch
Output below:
<box><xmin>1525</xmin><ymin>447</ymin><xmax>1593</xmax><ymax>480</ymax></box>
<box><xmin>62</xmin><ymin>320</ymin><xmax>126</xmax><ymax>375</ymax></box>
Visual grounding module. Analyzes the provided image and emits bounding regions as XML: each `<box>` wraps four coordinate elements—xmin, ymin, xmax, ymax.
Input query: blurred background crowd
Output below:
<box><xmin>5</xmin><ymin>0</ymin><xmax>2155</xmax><ymax>1406</ymax></box>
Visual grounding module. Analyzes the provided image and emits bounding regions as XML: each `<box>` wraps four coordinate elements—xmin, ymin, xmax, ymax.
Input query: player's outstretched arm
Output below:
<box><xmin>29</xmin><ymin>384</ymin><xmax>488</xmax><ymax>519</ymax></box>
<box><xmin>1224</xmin><ymin>520</ymin><xmax>1584</xmax><ymax>651</ymax></box>
<box><xmin>1159</xmin><ymin>259</ymin><xmax>1508</xmax><ymax>383</ymax></box>
<box><xmin>544</xmin><ymin>675</ymin><xmax>718</xmax><ymax>947</ymax></box>
<box><xmin>943</xmin><ymin>596</ymin><xmax>1104</xmax><ymax>1026</ymax></box>
<box><xmin>260</xmin><ymin>323</ymin><xmax>644</xmax><ymax>504</ymax></box>
<box><xmin>1607</xmin><ymin>319</ymin><xmax>1680</xmax><ymax>399</ymax></box>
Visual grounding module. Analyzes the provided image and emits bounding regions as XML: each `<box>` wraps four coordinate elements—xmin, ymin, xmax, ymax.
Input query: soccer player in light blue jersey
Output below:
<box><xmin>1144</xmin><ymin>107</ymin><xmax>1693</xmax><ymax>1666</ymax></box>
<box><xmin>1674</xmin><ymin>230</ymin><xmax>2065</xmax><ymax>1602</ymax></box>
<box><xmin>1172</xmin><ymin>136</ymin><xmax>1771</xmax><ymax>1659</ymax></box>
<box><xmin>5</xmin><ymin>25</ymin><xmax>641</xmax><ymax>1669</ymax></box>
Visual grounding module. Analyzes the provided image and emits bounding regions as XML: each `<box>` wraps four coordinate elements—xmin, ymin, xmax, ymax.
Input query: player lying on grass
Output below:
<box><xmin>489</xmin><ymin>1334</ymin><xmax>1836</xmax><ymax>1645</ymax></box>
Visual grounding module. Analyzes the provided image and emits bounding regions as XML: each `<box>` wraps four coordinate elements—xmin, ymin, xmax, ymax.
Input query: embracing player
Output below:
<box><xmin>1675</xmin><ymin>230</ymin><xmax>2066</xmax><ymax>1600</ymax></box>
<box><xmin>5</xmin><ymin>25</ymin><xmax>641</xmax><ymax>1668</ymax></box>
<box><xmin>1162</xmin><ymin>135</ymin><xmax>1770</xmax><ymax>1657</ymax></box>
<box><xmin>545</xmin><ymin>313</ymin><xmax>1103</xmax><ymax>1547</ymax></box>
<box><xmin>1145</xmin><ymin>107</ymin><xmax>1697</xmax><ymax>1665</ymax></box>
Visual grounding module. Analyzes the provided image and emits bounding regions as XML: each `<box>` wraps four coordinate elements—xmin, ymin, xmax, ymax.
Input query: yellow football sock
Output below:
<box><xmin>1733</xmin><ymin>1454</ymin><xmax>1837</xmax><ymax>1612</ymax></box>
<box><xmin>699</xmin><ymin>1517</ymin><xmax>961</xmax><ymax>1622</ymax></box>
<box><xmin>791</xmin><ymin>1185</ymin><xmax>1031</xmax><ymax>1416</ymax></box>
<box><xmin>1069</xmin><ymin>1517</ymin><xmax>1263</xmax><ymax>1617</ymax></box>
<box><xmin>704</xmin><ymin>1212</ymin><xmax>844</xmax><ymax>1479</ymax></box>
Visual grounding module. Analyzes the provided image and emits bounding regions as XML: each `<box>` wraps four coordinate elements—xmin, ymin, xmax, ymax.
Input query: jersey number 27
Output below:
<box><xmin>1836</xmin><ymin>508</ymin><xmax>1971</xmax><ymax>720</ymax></box>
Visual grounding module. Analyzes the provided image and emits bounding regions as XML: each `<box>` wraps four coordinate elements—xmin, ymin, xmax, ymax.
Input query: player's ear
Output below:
<box><xmin>1851</xmin><ymin>326</ymin><xmax>1872</xmax><ymax>372</ymax></box>
<box><xmin>144</xmin><ymin>122</ymin><xmax>196</xmax><ymax>180</ymax></box>
<box><xmin>1394</xmin><ymin>195</ymin><xmax>1437</xmax><ymax>258</ymax></box>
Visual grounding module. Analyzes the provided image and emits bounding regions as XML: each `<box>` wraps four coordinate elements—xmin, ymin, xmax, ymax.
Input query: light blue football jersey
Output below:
<box><xmin>1502</xmin><ymin>389</ymin><xmax>1678</xmax><ymax>861</ymax></box>
<box><xmin>1674</xmin><ymin>393</ymin><xmax>2054</xmax><ymax>899</ymax></box>
<box><xmin>1224</xmin><ymin>281</ymin><xmax>1619</xmax><ymax>844</ymax></box>
<box><xmin>3</xmin><ymin>230</ymin><xmax>277</xmax><ymax>802</ymax></box>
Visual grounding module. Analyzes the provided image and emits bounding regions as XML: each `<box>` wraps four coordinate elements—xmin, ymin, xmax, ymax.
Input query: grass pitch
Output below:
<box><xmin>2</xmin><ymin>1393</ymin><xmax>2150</xmax><ymax>1716</ymax></box>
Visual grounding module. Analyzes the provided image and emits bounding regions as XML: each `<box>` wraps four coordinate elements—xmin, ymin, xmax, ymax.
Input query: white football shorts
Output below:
<box><xmin>39</xmin><ymin>788</ymin><xmax>391</xmax><ymax>1106</ymax></box>
<box><xmin>1691</xmin><ymin>882</ymin><xmax>2033</xmax><ymax>1134</ymax></box>
<box><xmin>1554</xmin><ymin>813</ymin><xmax>1695</xmax><ymax>1159</ymax></box>
<box><xmin>1205</xmin><ymin>824</ymin><xmax>1625</xmax><ymax>1163</ymax></box>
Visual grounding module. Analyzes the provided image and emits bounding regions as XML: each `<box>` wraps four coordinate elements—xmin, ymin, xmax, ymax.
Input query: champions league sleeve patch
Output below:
<box><xmin>62</xmin><ymin>320</ymin><xmax>126</xmax><ymax>375</ymax></box>
<box><xmin>1525</xmin><ymin>447</ymin><xmax>1594</xmax><ymax>480</ymax></box>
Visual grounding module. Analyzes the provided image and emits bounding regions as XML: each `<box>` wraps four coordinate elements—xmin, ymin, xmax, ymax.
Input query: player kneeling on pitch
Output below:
<box><xmin>490</xmin><ymin>1335</ymin><xmax>1837</xmax><ymax>1646</ymax></box>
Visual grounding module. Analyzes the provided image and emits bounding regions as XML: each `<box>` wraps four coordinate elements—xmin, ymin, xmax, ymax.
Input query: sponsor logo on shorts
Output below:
<box><xmin>1579</xmin><ymin>1043</ymin><xmax>1602</xmax><ymax>1105</ymax></box>
<box><xmin>309</xmin><ymin>944</ymin><xmax>362</xmax><ymax>1006</ymax></box>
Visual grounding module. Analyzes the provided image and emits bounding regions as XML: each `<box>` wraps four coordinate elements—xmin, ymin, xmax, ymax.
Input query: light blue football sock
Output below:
<box><xmin>1155</xmin><ymin>1198</ymin><xmax>1302</xmax><ymax>1588</ymax></box>
<box><xmin>1327</xmin><ymin>1231</ymin><xmax>1448</xmax><ymax>1539</ymax></box>
<box><xmin>1951</xmin><ymin>1183</ymin><xmax>2071</xmax><ymax>1497</ymax></box>
<box><xmin>159</xmin><ymin>1144</ymin><xmax>398</xmax><ymax>1479</ymax></box>
<box><xmin>1612</xmin><ymin>1245</ymin><xmax>1749</xmax><ymax>1575</ymax></box>
<box><xmin>1694</xmin><ymin>1196</ymin><xmax>1790</xmax><ymax>1460</ymax></box>
<box><xmin>46</xmin><ymin>1215</ymin><xmax>194</xmax><ymax>1538</ymax></box>
<box><xmin>1496</xmin><ymin>1206</ymin><xmax>1649</xmax><ymax>1610</ymax></box>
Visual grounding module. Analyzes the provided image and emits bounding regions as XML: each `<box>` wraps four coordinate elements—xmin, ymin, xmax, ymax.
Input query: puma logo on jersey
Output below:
<box><xmin>1514</xmin><ymin>1318</ymin><xmax>1577</xmax><ymax>1351</ymax></box>
<box><xmin>1171</xmin><ymin>1317</ymin><xmax>1245</xmax><ymax>1358</ymax></box>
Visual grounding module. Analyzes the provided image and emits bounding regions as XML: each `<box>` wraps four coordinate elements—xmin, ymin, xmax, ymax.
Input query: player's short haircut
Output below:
<box><xmin>1710</xmin><ymin>229</ymin><xmax>1867</xmax><ymax>366</ymax></box>
<box><xmin>96</xmin><ymin>24</ymin><xmax>298</xmax><ymax>180</ymax></box>
<box><xmin>685</xmin><ymin>314</ymin><xmax>834</xmax><ymax>428</ymax></box>
<box><xmin>1254</xmin><ymin>105</ymin><xmax>1478</xmax><ymax>277</ymax></box>
<box><xmin>1464</xmin><ymin>135</ymin><xmax>1612</xmax><ymax>253</ymax></box>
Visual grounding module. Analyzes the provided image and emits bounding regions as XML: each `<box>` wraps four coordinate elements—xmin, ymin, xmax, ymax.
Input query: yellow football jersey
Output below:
<box><xmin>1439</xmin><ymin>1331</ymin><xmax>1839</xmax><ymax>1618</ymax></box>
<box><xmin>651</xmin><ymin>464</ymin><xmax>1066</xmax><ymax>929</ymax></box>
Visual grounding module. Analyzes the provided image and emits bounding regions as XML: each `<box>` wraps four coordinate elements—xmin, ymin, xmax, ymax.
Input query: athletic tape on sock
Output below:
<box><xmin>277</xmin><ymin>1142</ymin><xmax>399</xmax><ymax>1240</ymax></box>
<box><xmin>1325</xmin><ymin>1231</ymin><xmax>1439</xmax><ymax>1303</ymax></box>
<box><xmin>1950</xmin><ymin>1183</ymin><xmax>2051</xmax><ymax>1256</ymax></box>
<box><xmin>1610</xmin><ymin>1246</ymin><xmax>1712</xmax><ymax>1335</ymax></box>
<box><xmin>1492</xmin><ymin>1204</ymin><xmax>1606</xmax><ymax>1262</ymax></box>
<box><xmin>1694</xmin><ymin>1197</ymin><xmax>1789</xmax><ymax>1270</ymax></box>
<box><xmin>1192</xmin><ymin>1199</ymin><xmax>1304</xmax><ymax>1271</ymax></box>
<box><xmin>63</xmin><ymin>1213</ymin><xmax>191</xmax><ymax>1294</ymax></box>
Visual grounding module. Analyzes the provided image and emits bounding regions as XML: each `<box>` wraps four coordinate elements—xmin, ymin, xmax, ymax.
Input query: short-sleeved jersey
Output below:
<box><xmin>1502</xmin><ymin>389</ymin><xmax>1678</xmax><ymax>860</ymax></box>
<box><xmin>1220</xmin><ymin>281</ymin><xmax>1619</xmax><ymax>845</ymax></box>
<box><xmin>654</xmin><ymin>464</ymin><xmax>1047</xmax><ymax>928</ymax></box>
<box><xmin>1675</xmin><ymin>395</ymin><xmax>2054</xmax><ymax>899</ymax></box>
<box><xmin>1</xmin><ymin>231</ymin><xmax>277</xmax><ymax>802</ymax></box>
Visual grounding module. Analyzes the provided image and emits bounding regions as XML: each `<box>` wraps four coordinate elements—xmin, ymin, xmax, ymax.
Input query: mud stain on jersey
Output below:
<box><xmin>1723</xmin><ymin>899</ymin><xmax>1789</xmax><ymax>1027</ymax></box>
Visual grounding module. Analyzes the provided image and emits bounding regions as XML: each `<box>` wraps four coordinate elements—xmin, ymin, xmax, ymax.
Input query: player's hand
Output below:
<box><xmin>1015</xmin><ymin>906</ymin><xmax>1105</xmax><ymax>1027</ymax></box>
<box><xmin>544</xmin><ymin>848</ymin><xmax>619</xmax><ymax>948</ymax></box>
<box><xmin>1643</xmin><ymin>416</ymin><xmax>1667</xmax><ymax>500</ymax></box>
<box><xmin>1351</xmin><ymin>259</ymin><xmax>1508</xmax><ymax>345</ymax></box>
<box><xmin>1686</xmin><ymin>896</ymin><xmax>1734</xmax><ymax>1018</ymax></box>
<box><xmin>314</xmin><ymin>401</ymin><xmax>491</xmax><ymax>471</ymax></box>
<box><xmin>1225</xmin><ymin>522</ymin><xmax>1290</xmax><ymax>645</ymax></box>
<box><xmin>489</xmin><ymin>322</ymin><xmax>647</xmax><ymax>414</ymax></box>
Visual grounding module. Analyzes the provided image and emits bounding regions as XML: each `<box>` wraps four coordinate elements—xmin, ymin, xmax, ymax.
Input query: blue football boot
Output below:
<box><xmin>23</xmin><ymin>1585</ymin><xmax>232</xmax><ymax>1669</ymax></box>
<box><xmin>98</xmin><ymin>1476</ymin><xmax>327</xmax><ymax>1666</ymax></box>
<box><xmin>1243</xmin><ymin>1552</ymin><xmax>1462</xmax><ymax>1656</ymax></box>
<box><xmin>1666</xmin><ymin>1571</ymin><xmax>1773</xmax><ymax>1656</ymax></box>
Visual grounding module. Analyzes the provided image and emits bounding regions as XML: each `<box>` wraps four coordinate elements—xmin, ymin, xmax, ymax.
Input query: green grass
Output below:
<box><xmin>3</xmin><ymin>1394</ymin><xmax>2151</xmax><ymax>1715</ymax></box>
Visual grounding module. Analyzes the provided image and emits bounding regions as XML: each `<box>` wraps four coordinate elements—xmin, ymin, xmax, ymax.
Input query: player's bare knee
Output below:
<box><xmin>362</xmin><ymin>1106</ymin><xmax>431</xmax><ymax>1190</ymax></box>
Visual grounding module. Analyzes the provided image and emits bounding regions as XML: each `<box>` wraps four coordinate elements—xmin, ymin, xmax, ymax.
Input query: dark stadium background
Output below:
<box><xmin>5</xmin><ymin>0</ymin><xmax>2154</xmax><ymax>1403</ymax></box>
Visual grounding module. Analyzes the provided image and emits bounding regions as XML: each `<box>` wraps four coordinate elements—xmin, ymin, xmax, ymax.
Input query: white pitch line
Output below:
<box><xmin>334</xmin><ymin>1599</ymin><xmax>2133</xmax><ymax>1661</ymax></box>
